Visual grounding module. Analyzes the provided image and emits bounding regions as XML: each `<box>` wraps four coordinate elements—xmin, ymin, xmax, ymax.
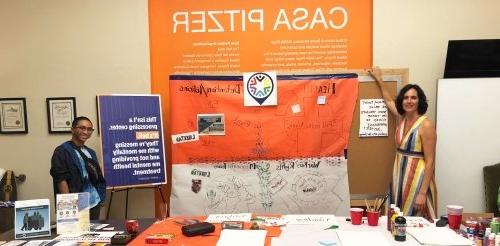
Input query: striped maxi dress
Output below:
<box><xmin>392</xmin><ymin>115</ymin><xmax>437</xmax><ymax>220</ymax></box>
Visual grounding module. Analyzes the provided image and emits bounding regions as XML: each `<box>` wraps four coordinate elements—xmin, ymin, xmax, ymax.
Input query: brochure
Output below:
<box><xmin>14</xmin><ymin>199</ymin><xmax>51</xmax><ymax>239</ymax></box>
<box><xmin>56</xmin><ymin>192</ymin><xmax>90</xmax><ymax>234</ymax></box>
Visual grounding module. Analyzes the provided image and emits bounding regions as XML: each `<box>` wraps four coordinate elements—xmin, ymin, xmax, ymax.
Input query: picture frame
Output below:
<box><xmin>46</xmin><ymin>97</ymin><xmax>76</xmax><ymax>133</ymax></box>
<box><xmin>0</xmin><ymin>97</ymin><xmax>28</xmax><ymax>134</ymax></box>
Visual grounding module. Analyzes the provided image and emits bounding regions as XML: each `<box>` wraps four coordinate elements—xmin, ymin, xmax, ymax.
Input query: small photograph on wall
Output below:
<box><xmin>197</xmin><ymin>114</ymin><xmax>225</xmax><ymax>135</ymax></box>
<box><xmin>0</xmin><ymin>97</ymin><xmax>28</xmax><ymax>134</ymax></box>
<box><xmin>46</xmin><ymin>97</ymin><xmax>76</xmax><ymax>133</ymax></box>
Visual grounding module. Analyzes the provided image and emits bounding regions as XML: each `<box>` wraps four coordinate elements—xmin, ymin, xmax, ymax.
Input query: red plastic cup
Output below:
<box><xmin>367</xmin><ymin>210</ymin><xmax>380</xmax><ymax>226</ymax></box>
<box><xmin>447</xmin><ymin>205</ymin><xmax>463</xmax><ymax>230</ymax></box>
<box><xmin>448</xmin><ymin>214</ymin><xmax>462</xmax><ymax>230</ymax></box>
<box><xmin>350</xmin><ymin>208</ymin><xmax>364</xmax><ymax>225</ymax></box>
<box><xmin>125</xmin><ymin>219</ymin><xmax>139</xmax><ymax>234</ymax></box>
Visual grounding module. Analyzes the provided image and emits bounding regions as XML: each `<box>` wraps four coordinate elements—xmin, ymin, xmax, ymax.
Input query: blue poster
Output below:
<box><xmin>98</xmin><ymin>95</ymin><xmax>167</xmax><ymax>187</ymax></box>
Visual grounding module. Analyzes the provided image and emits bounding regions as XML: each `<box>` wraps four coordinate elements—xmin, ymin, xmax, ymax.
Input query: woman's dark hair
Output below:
<box><xmin>395</xmin><ymin>84</ymin><xmax>428</xmax><ymax>115</ymax></box>
<box><xmin>71</xmin><ymin>116</ymin><xmax>92</xmax><ymax>128</ymax></box>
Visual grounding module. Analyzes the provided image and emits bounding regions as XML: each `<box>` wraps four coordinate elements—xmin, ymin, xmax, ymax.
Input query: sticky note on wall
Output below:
<box><xmin>291</xmin><ymin>104</ymin><xmax>301</xmax><ymax>114</ymax></box>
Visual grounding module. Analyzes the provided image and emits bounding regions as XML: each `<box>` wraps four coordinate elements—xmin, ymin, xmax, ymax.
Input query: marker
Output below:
<box><xmin>324</xmin><ymin>224</ymin><xmax>338</xmax><ymax>230</ymax></box>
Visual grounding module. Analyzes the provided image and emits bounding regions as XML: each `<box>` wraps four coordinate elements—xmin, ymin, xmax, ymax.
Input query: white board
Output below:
<box><xmin>436</xmin><ymin>78</ymin><xmax>500</xmax><ymax>215</ymax></box>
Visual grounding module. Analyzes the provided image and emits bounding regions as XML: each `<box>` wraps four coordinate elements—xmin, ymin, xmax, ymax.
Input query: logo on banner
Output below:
<box><xmin>243</xmin><ymin>72</ymin><xmax>277</xmax><ymax>106</ymax></box>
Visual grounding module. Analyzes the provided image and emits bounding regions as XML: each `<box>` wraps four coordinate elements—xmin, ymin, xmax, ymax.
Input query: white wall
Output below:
<box><xmin>1</xmin><ymin>0</ymin><xmax>500</xmax><ymax>220</ymax></box>
<box><xmin>0</xmin><ymin>0</ymin><xmax>153</xmax><ymax>219</ymax></box>
<box><xmin>373</xmin><ymin>0</ymin><xmax>500</xmax><ymax>121</ymax></box>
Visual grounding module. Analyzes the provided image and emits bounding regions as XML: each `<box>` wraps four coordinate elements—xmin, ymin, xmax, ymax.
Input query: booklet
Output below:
<box><xmin>56</xmin><ymin>192</ymin><xmax>90</xmax><ymax>235</ymax></box>
<box><xmin>14</xmin><ymin>199</ymin><xmax>51</xmax><ymax>239</ymax></box>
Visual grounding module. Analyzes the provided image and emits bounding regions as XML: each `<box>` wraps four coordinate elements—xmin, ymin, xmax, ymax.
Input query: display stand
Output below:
<box><xmin>106</xmin><ymin>185</ymin><xmax>166</xmax><ymax>219</ymax></box>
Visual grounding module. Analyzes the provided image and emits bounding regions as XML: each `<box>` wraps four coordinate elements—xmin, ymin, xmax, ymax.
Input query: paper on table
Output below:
<box><xmin>254</xmin><ymin>216</ymin><xmax>288</xmax><ymax>226</ymax></box>
<box><xmin>272</xmin><ymin>227</ymin><xmax>338</xmax><ymax>246</ymax></box>
<box><xmin>22</xmin><ymin>240</ymin><xmax>53</xmax><ymax>246</ymax></box>
<box><xmin>406</xmin><ymin>227</ymin><xmax>473</xmax><ymax>246</ymax></box>
<box><xmin>216</xmin><ymin>229</ymin><xmax>267</xmax><ymax>246</ymax></box>
<box><xmin>283</xmin><ymin>214</ymin><xmax>338</xmax><ymax>226</ymax></box>
<box><xmin>205</xmin><ymin>213</ymin><xmax>252</xmax><ymax>223</ymax></box>
<box><xmin>90</xmin><ymin>223</ymin><xmax>110</xmax><ymax>231</ymax></box>
<box><xmin>53</xmin><ymin>231</ymin><xmax>119</xmax><ymax>243</ymax></box>
<box><xmin>405</xmin><ymin>216</ymin><xmax>433</xmax><ymax>227</ymax></box>
<box><xmin>336</xmin><ymin>230</ymin><xmax>391</xmax><ymax>246</ymax></box>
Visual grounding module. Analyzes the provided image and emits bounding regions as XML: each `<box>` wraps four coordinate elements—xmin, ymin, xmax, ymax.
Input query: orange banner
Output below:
<box><xmin>170</xmin><ymin>74</ymin><xmax>358</xmax><ymax>164</ymax></box>
<box><xmin>149</xmin><ymin>0</ymin><xmax>372</xmax><ymax>77</ymax></box>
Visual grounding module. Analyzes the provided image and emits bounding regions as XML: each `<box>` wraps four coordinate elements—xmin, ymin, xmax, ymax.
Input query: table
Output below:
<box><xmin>2</xmin><ymin>215</ymin><xmax>466</xmax><ymax>245</ymax></box>
<box><xmin>0</xmin><ymin>218</ymin><xmax>156</xmax><ymax>243</ymax></box>
<box><xmin>128</xmin><ymin>216</ymin><xmax>432</xmax><ymax>246</ymax></box>
<box><xmin>276</xmin><ymin>216</ymin><xmax>422</xmax><ymax>246</ymax></box>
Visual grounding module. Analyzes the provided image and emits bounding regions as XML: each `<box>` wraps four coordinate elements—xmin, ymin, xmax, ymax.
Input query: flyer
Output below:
<box><xmin>14</xmin><ymin>199</ymin><xmax>51</xmax><ymax>239</ymax></box>
<box><xmin>56</xmin><ymin>192</ymin><xmax>90</xmax><ymax>234</ymax></box>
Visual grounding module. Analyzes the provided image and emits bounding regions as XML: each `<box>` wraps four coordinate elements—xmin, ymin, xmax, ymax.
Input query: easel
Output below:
<box><xmin>106</xmin><ymin>185</ymin><xmax>167</xmax><ymax>219</ymax></box>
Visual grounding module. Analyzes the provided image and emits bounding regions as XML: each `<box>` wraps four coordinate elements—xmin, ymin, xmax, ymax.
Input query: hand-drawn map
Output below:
<box><xmin>169</xmin><ymin>74</ymin><xmax>358</xmax><ymax>216</ymax></box>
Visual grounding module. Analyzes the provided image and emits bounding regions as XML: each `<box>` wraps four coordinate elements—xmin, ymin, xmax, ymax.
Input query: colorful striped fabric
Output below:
<box><xmin>392</xmin><ymin>115</ymin><xmax>437</xmax><ymax>220</ymax></box>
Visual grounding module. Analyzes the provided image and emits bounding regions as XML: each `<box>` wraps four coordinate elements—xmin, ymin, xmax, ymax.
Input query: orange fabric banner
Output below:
<box><xmin>170</xmin><ymin>74</ymin><xmax>358</xmax><ymax>164</ymax></box>
<box><xmin>168</xmin><ymin>74</ymin><xmax>357</xmax><ymax>215</ymax></box>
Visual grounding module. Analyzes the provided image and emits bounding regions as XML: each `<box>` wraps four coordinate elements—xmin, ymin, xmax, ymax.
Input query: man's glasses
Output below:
<box><xmin>75</xmin><ymin>126</ymin><xmax>95</xmax><ymax>132</ymax></box>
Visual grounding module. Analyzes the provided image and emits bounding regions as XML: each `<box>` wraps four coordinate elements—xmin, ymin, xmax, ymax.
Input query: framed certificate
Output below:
<box><xmin>46</xmin><ymin>97</ymin><xmax>76</xmax><ymax>133</ymax></box>
<box><xmin>0</xmin><ymin>98</ymin><xmax>28</xmax><ymax>134</ymax></box>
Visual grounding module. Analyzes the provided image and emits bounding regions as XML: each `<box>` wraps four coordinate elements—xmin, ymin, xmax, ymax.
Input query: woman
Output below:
<box><xmin>369</xmin><ymin>67</ymin><xmax>437</xmax><ymax>220</ymax></box>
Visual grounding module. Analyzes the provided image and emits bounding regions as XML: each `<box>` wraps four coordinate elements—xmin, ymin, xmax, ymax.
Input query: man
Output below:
<box><xmin>21</xmin><ymin>212</ymin><xmax>28</xmax><ymax>231</ymax></box>
<box><xmin>50</xmin><ymin>116</ymin><xmax>106</xmax><ymax>220</ymax></box>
